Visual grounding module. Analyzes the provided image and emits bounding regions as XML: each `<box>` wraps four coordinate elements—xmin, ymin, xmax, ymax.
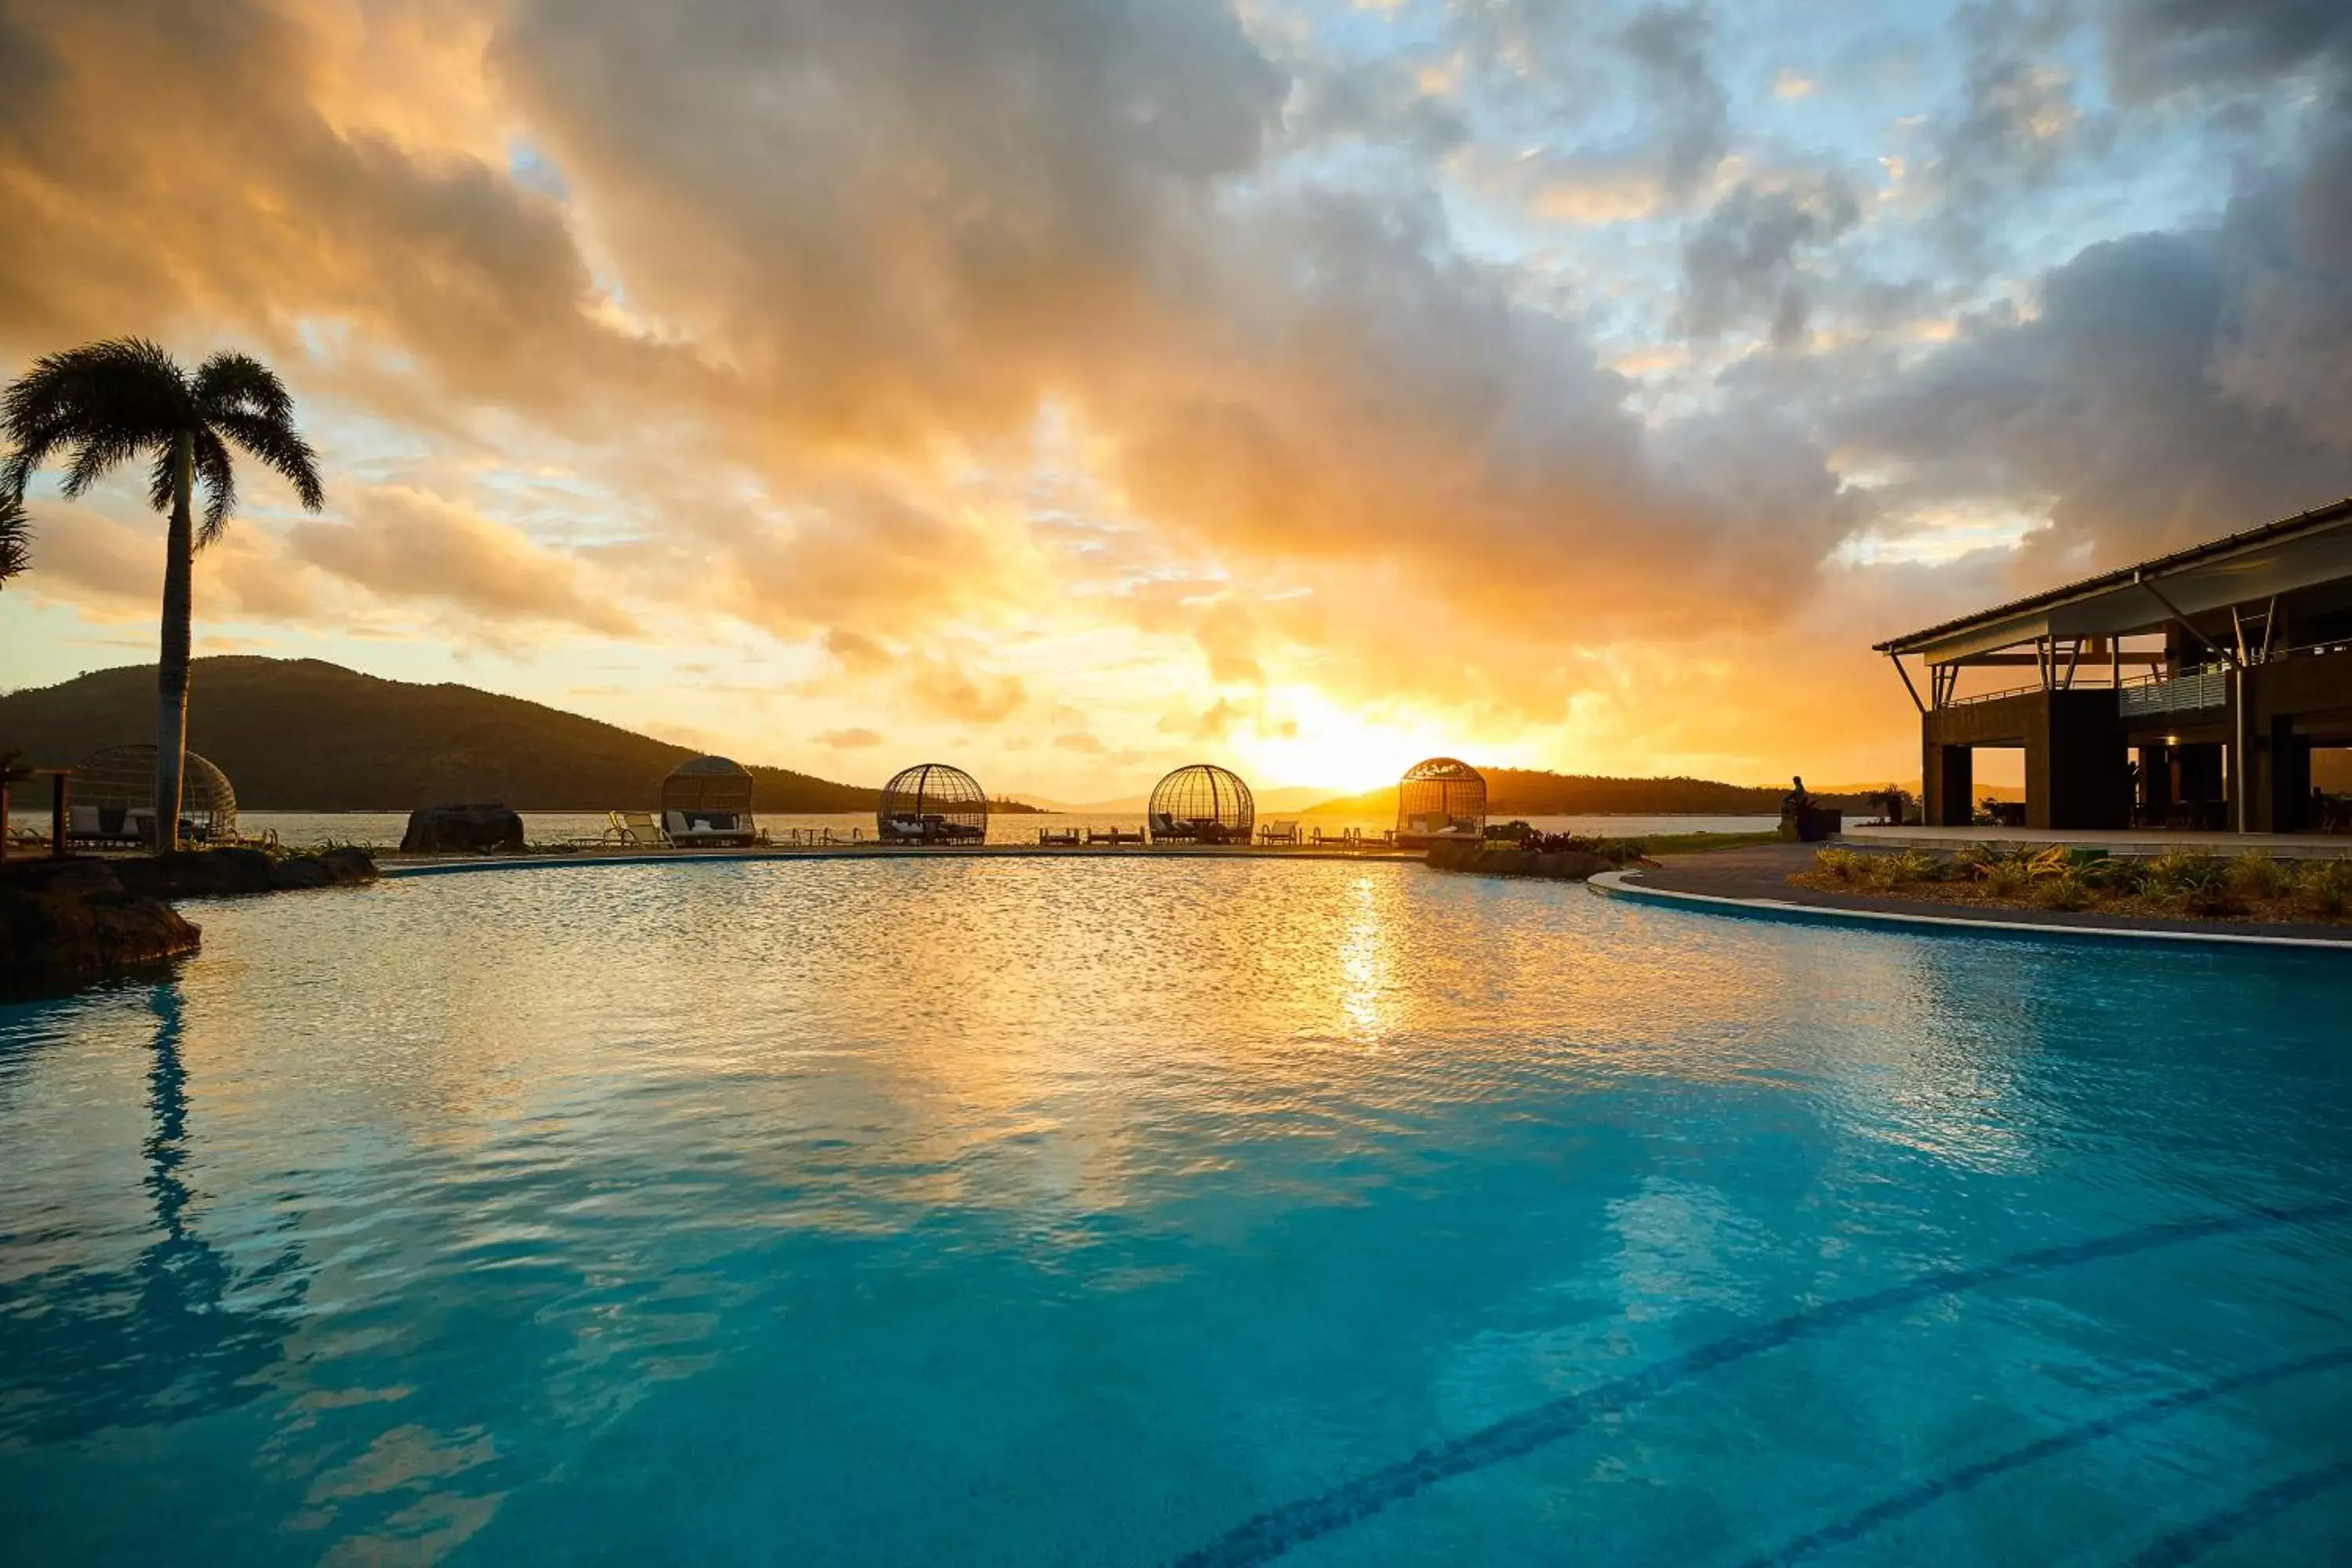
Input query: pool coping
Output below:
<box><xmin>377</xmin><ymin>844</ymin><xmax>1426</xmax><ymax>878</ymax></box>
<box><xmin>1588</xmin><ymin>870</ymin><xmax>2352</xmax><ymax>952</ymax></box>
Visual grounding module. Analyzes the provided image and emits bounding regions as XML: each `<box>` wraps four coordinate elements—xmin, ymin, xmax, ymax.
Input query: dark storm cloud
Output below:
<box><xmin>1676</xmin><ymin>176</ymin><xmax>1863</xmax><ymax>346</ymax></box>
<box><xmin>1618</xmin><ymin>2</ymin><xmax>1731</xmax><ymax>196</ymax></box>
<box><xmin>2103</xmin><ymin>0</ymin><xmax>2352</xmax><ymax>100</ymax></box>
<box><xmin>1840</xmin><ymin>214</ymin><xmax>2352</xmax><ymax>564</ymax></box>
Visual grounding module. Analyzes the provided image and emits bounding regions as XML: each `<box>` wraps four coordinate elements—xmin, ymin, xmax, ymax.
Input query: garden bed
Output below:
<box><xmin>1797</xmin><ymin>845</ymin><xmax>2352</xmax><ymax>925</ymax></box>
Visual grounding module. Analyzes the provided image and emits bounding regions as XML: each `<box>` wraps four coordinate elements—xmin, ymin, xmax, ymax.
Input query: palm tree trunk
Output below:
<box><xmin>153</xmin><ymin>430</ymin><xmax>194</xmax><ymax>855</ymax></box>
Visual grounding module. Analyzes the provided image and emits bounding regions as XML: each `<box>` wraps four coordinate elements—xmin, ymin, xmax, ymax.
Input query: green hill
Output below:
<box><xmin>1306</xmin><ymin>769</ymin><xmax>1875</xmax><ymax>818</ymax></box>
<box><xmin>0</xmin><ymin>658</ymin><xmax>880</xmax><ymax>811</ymax></box>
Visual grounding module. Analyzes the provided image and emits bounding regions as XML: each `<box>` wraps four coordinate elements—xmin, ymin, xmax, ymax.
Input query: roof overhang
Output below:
<box><xmin>1875</xmin><ymin>499</ymin><xmax>2352</xmax><ymax>664</ymax></box>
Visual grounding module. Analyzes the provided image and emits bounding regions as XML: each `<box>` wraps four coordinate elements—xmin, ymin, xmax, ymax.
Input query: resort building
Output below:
<box><xmin>1876</xmin><ymin>499</ymin><xmax>2352</xmax><ymax>833</ymax></box>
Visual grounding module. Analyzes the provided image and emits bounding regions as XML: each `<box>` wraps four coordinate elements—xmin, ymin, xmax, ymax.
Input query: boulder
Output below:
<box><xmin>113</xmin><ymin>847</ymin><xmax>278</xmax><ymax>898</ymax></box>
<box><xmin>267</xmin><ymin>846</ymin><xmax>379</xmax><ymax>889</ymax></box>
<box><xmin>0</xmin><ymin>857</ymin><xmax>201</xmax><ymax>998</ymax></box>
<box><xmin>1424</xmin><ymin>844</ymin><xmax>1614</xmax><ymax>880</ymax></box>
<box><xmin>401</xmin><ymin>804</ymin><xmax>524</xmax><ymax>854</ymax></box>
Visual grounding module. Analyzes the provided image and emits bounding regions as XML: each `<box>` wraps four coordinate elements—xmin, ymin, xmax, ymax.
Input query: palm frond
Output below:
<box><xmin>62</xmin><ymin>428</ymin><xmax>150</xmax><ymax>499</ymax></box>
<box><xmin>2</xmin><ymin>337</ymin><xmax>191</xmax><ymax>502</ymax></box>
<box><xmin>147</xmin><ymin>444</ymin><xmax>177</xmax><ymax>512</ymax></box>
<box><xmin>0</xmin><ymin>488</ymin><xmax>29</xmax><ymax>586</ymax></box>
<box><xmin>193</xmin><ymin>351</ymin><xmax>296</xmax><ymax>423</ymax></box>
<box><xmin>193</xmin><ymin>430</ymin><xmax>237</xmax><ymax>543</ymax></box>
<box><xmin>210</xmin><ymin>407</ymin><xmax>325</xmax><ymax>511</ymax></box>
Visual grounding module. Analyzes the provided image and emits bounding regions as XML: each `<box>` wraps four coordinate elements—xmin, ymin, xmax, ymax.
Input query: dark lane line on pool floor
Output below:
<box><xmin>2129</xmin><ymin>1458</ymin><xmax>2352</xmax><ymax>1566</ymax></box>
<box><xmin>1740</xmin><ymin>1345</ymin><xmax>2352</xmax><ymax>1566</ymax></box>
<box><xmin>1170</xmin><ymin>1200</ymin><xmax>2352</xmax><ymax>1568</ymax></box>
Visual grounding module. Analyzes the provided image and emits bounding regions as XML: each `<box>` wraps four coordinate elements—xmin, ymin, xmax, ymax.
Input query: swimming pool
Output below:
<box><xmin>2</xmin><ymin>858</ymin><xmax>2347</xmax><ymax>1563</ymax></box>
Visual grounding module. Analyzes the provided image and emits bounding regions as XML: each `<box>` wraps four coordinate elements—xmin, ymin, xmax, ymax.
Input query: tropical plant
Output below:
<box><xmin>2031</xmin><ymin>870</ymin><xmax>2092</xmax><ymax>911</ymax></box>
<box><xmin>2</xmin><ymin>339</ymin><xmax>324</xmax><ymax>851</ymax></box>
<box><xmin>0</xmin><ymin>488</ymin><xmax>27</xmax><ymax>586</ymax></box>
<box><xmin>2294</xmin><ymin>859</ymin><xmax>2352</xmax><ymax>920</ymax></box>
<box><xmin>2141</xmin><ymin>850</ymin><xmax>2235</xmax><ymax>915</ymax></box>
<box><xmin>2223</xmin><ymin>851</ymin><xmax>2292</xmax><ymax>903</ymax></box>
<box><xmin>1813</xmin><ymin>848</ymin><xmax>1867</xmax><ymax>884</ymax></box>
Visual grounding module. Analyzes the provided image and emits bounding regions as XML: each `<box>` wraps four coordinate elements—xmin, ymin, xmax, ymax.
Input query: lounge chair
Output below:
<box><xmin>1259</xmin><ymin>821</ymin><xmax>1299</xmax><ymax>845</ymax></box>
<box><xmin>664</xmin><ymin>809</ymin><xmax>759</xmax><ymax>848</ymax></box>
<box><xmin>601</xmin><ymin>810</ymin><xmax>669</xmax><ymax>849</ymax></box>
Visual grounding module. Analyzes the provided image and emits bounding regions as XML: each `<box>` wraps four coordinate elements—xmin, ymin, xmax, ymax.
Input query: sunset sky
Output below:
<box><xmin>2</xmin><ymin>0</ymin><xmax>2350</xmax><ymax>798</ymax></box>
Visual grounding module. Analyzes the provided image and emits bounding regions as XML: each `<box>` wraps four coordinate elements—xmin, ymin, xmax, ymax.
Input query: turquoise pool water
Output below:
<box><xmin>2</xmin><ymin>859</ymin><xmax>2347</xmax><ymax>1564</ymax></box>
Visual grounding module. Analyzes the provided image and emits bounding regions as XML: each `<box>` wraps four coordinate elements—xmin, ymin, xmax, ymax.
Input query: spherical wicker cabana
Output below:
<box><xmin>1148</xmin><ymin>763</ymin><xmax>1254</xmax><ymax>844</ymax></box>
<box><xmin>659</xmin><ymin>755</ymin><xmax>759</xmax><ymax>845</ymax></box>
<box><xmin>1396</xmin><ymin>757</ymin><xmax>1486</xmax><ymax>843</ymax></box>
<box><xmin>69</xmin><ymin>743</ymin><xmax>238</xmax><ymax>844</ymax></box>
<box><xmin>878</xmin><ymin>763</ymin><xmax>989</xmax><ymax>844</ymax></box>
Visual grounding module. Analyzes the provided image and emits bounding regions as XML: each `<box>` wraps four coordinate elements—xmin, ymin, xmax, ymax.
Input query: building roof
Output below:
<box><xmin>1875</xmin><ymin>497</ymin><xmax>2352</xmax><ymax>662</ymax></box>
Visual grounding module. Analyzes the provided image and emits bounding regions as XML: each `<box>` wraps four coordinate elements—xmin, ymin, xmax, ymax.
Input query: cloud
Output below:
<box><xmin>1051</xmin><ymin>731</ymin><xmax>1105</xmax><ymax>753</ymax></box>
<box><xmin>815</xmin><ymin>727</ymin><xmax>885</xmax><ymax>749</ymax></box>
<box><xmin>1835</xmin><ymin>212</ymin><xmax>2352</xmax><ymax>570</ymax></box>
<box><xmin>2103</xmin><ymin>0</ymin><xmax>2352</xmax><ymax>102</ymax></box>
<box><xmin>286</xmin><ymin>485</ymin><xmax>640</xmax><ymax>635</ymax></box>
<box><xmin>1677</xmin><ymin>173</ymin><xmax>1863</xmax><ymax>344</ymax></box>
<box><xmin>5</xmin><ymin>0</ymin><xmax>2352</xmax><ymax>790</ymax></box>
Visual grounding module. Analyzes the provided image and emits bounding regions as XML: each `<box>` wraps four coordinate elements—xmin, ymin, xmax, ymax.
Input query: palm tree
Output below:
<box><xmin>0</xmin><ymin>488</ymin><xmax>27</xmax><ymax>586</ymax></box>
<box><xmin>2</xmin><ymin>339</ymin><xmax>324</xmax><ymax>851</ymax></box>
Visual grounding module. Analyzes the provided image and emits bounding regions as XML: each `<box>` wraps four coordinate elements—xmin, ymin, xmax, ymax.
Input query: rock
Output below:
<box><xmin>113</xmin><ymin>847</ymin><xmax>278</xmax><ymax>898</ymax></box>
<box><xmin>0</xmin><ymin>857</ymin><xmax>201</xmax><ymax>998</ymax></box>
<box><xmin>269</xmin><ymin>846</ymin><xmax>379</xmax><ymax>889</ymax></box>
<box><xmin>400</xmin><ymin>804</ymin><xmax>524</xmax><ymax>854</ymax></box>
<box><xmin>1425</xmin><ymin>844</ymin><xmax>1615</xmax><ymax>881</ymax></box>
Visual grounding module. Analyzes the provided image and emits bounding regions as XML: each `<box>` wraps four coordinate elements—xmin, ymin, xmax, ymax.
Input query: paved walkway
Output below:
<box><xmin>1621</xmin><ymin>843</ymin><xmax>2352</xmax><ymax>945</ymax></box>
<box><xmin>1846</xmin><ymin>824</ymin><xmax>2352</xmax><ymax>858</ymax></box>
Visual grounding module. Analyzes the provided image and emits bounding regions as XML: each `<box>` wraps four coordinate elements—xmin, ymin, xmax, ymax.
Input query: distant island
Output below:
<box><xmin>4</xmin><ymin>657</ymin><xmax>1900</xmax><ymax>818</ymax></box>
<box><xmin>1305</xmin><ymin>771</ymin><xmax>1879</xmax><ymax>818</ymax></box>
<box><xmin>0</xmin><ymin>658</ymin><xmax>883</xmax><ymax>812</ymax></box>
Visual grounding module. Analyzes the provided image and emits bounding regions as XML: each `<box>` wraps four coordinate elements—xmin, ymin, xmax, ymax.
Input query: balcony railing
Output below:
<box><xmin>2120</xmin><ymin>665</ymin><xmax>2229</xmax><ymax>717</ymax></box>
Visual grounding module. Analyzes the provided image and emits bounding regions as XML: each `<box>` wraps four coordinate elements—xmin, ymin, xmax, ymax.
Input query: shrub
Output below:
<box><xmin>2032</xmin><ymin>872</ymin><xmax>2092</xmax><ymax>911</ymax></box>
<box><xmin>1980</xmin><ymin>855</ymin><xmax>2033</xmax><ymax>898</ymax></box>
<box><xmin>2082</xmin><ymin>855</ymin><xmax>2148</xmax><ymax>896</ymax></box>
<box><xmin>2224</xmin><ymin>852</ymin><xmax>2293</xmax><ymax>903</ymax></box>
<box><xmin>1951</xmin><ymin>844</ymin><xmax>2000</xmax><ymax>876</ymax></box>
<box><xmin>2295</xmin><ymin>859</ymin><xmax>2352</xmax><ymax>920</ymax></box>
<box><xmin>1814</xmin><ymin>848</ymin><xmax>1867</xmax><ymax>884</ymax></box>
<box><xmin>2143</xmin><ymin>851</ymin><xmax>2238</xmax><ymax>915</ymax></box>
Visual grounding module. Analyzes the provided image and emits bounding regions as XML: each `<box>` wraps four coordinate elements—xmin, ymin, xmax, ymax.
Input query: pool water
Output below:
<box><xmin>2</xmin><ymin>858</ymin><xmax>2347</xmax><ymax>1564</ymax></box>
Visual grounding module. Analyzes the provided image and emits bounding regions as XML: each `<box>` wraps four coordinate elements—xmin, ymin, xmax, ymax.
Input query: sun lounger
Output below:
<box><xmin>663</xmin><ymin>809</ymin><xmax>759</xmax><ymax>848</ymax></box>
<box><xmin>597</xmin><ymin>810</ymin><xmax>670</xmax><ymax>849</ymax></box>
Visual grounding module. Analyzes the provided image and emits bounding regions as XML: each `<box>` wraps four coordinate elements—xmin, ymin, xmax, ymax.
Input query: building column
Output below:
<box><xmin>2265</xmin><ymin>717</ymin><xmax>2311</xmax><ymax>833</ymax></box>
<box><xmin>1926</xmin><ymin>741</ymin><xmax>1973</xmax><ymax>826</ymax></box>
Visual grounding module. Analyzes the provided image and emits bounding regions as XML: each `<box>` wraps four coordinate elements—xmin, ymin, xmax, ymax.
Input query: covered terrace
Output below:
<box><xmin>1876</xmin><ymin>499</ymin><xmax>2352</xmax><ymax>833</ymax></box>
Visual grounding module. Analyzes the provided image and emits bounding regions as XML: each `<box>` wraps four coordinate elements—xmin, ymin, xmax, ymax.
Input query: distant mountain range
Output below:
<box><xmin>1301</xmin><ymin>771</ymin><xmax>1882</xmax><ymax>818</ymax></box>
<box><xmin>0</xmin><ymin>656</ymin><xmax>1933</xmax><ymax>817</ymax></box>
<box><xmin>0</xmin><ymin>658</ymin><xmax>878</xmax><ymax>811</ymax></box>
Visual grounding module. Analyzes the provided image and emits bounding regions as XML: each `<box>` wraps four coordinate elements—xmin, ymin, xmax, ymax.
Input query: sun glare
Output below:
<box><xmin>1236</xmin><ymin>688</ymin><xmax>1472</xmax><ymax>793</ymax></box>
